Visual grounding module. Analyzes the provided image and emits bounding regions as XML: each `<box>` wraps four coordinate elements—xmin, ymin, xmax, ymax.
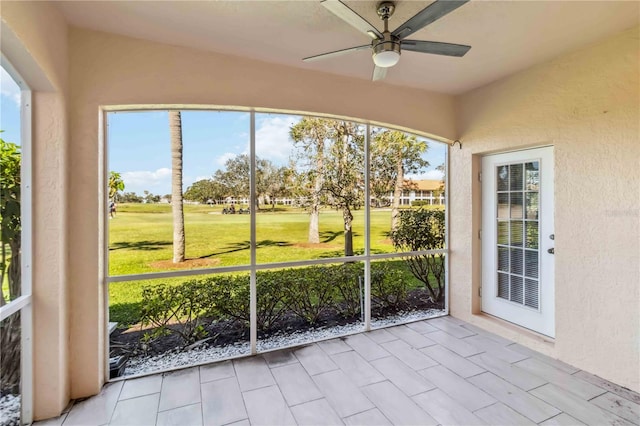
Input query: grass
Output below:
<box><xmin>108</xmin><ymin>203</ymin><xmax>441</xmax><ymax>325</ymax></box>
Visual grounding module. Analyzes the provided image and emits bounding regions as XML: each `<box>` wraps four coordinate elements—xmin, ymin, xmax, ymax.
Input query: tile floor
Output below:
<box><xmin>36</xmin><ymin>316</ymin><xmax>640</xmax><ymax>425</ymax></box>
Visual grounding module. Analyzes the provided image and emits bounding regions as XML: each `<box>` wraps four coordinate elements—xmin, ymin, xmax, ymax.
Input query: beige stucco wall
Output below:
<box><xmin>1</xmin><ymin>1</ymin><xmax>70</xmax><ymax>420</ymax></box>
<box><xmin>2</xmin><ymin>4</ymin><xmax>638</xmax><ymax>418</ymax></box>
<box><xmin>450</xmin><ymin>26</ymin><xmax>640</xmax><ymax>392</ymax></box>
<box><xmin>65</xmin><ymin>26</ymin><xmax>458</xmax><ymax>401</ymax></box>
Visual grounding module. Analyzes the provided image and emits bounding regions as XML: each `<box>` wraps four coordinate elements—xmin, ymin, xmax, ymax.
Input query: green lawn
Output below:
<box><xmin>109</xmin><ymin>203</ymin><xmax>399</xmax><ymax>275</ymax></box>
<box><xmin>108</xmin><ymin>203</ymin><xmax>436</xmax><ymax>325</ymax></box>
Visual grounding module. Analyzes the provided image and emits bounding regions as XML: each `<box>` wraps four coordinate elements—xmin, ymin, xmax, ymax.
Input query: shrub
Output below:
<box><xmin>370</xmin><ymin>263</ymin><xmax>409</xmax><ymax>310</ymax></box>
<box><xmin>140</xmin><ymin>280</ymin><xmax>212</xmax><ymax>346</ymax></box>
<box><xmin>206</xmin><ymin>273</ymin><xmax>289</xmax><ymax>332</ymax></box>
<box><xmin>331</xmin><ymin>263</ymin><xmax>363</xmax><ymax>318</ymax></box>
<box><xmin>390</xmin><ymin>208</ymin><xmax>445</xmax><ymax>302</ymax></box>
<box><xmin>280</xmin><ymin>266</ymin><xmax>336</xmax><ymax>325</ymax></box>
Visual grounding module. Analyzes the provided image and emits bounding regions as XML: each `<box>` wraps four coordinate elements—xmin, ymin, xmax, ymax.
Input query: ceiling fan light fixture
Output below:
<box><xmin>372</xmin><ymin>36</ymin><xmax>401</xmax><ymax>67</ymax></box>
<box><xmin>373</xmin><ymin>49</ymin><xmax>400</xmax><ymax>67</ymax></box>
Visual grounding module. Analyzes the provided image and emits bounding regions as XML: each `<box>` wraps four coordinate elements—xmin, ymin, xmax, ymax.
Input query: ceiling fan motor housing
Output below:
<box><xmin>372</xmin><ymin>32</ymin><xmax>401</xmax><ymax>67</ymax></box>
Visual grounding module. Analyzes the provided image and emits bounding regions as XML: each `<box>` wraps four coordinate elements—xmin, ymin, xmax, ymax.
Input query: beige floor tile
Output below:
<box><xmin>271</xmin><ymin>363</ymin><xmax>323</xmax><ymax>406</ymax></box>
<box><xmin>474</xmin><ymin>403</ymin><xmax>537</xmax><ymax>426</ymax></box>
<box><xmin>343</xmin><ymin>409</ymin><xmax>391</xmax><ymax>426</ymax></box>
<box><xmin>234</xmin><ymin>356</ymin><xmax>275</xmax><ymax>391</ymax></box>
<box><xmin>361</xmin><ymin>381</ymin><xmax>437</xmax><ymax>426</ymax></box>
<box><xmin>294</xmin><ymin>344</ymin><xmax>339</xmax><ymax>376</ymax></box>
<box><xmin>530</xmin><ymin>383</ymin><xmax>632</xmax><ymax>425</ymax></box>
<box><xmin>381</xmin><ymin>339</ymin><xmax>438</xmax><ymax>370</ymax></box>
<box><xmin>199</xmin><ymin>360</ymin><xmax>235</xmax><ymax>383</ymax></box>
<box><xmin>158</xmin><ymin>368</ymin><xmax>201</xmax><ymax>412</ymax></box>
<box><xmin>119</xmin><ymin>375</ymin><xmax>163</xmax><ymax>400</ymax></box>
<box><xmin>421</xmin><ymin>344</ymin><xmax>485</xmax><ymax>378</ymax></box>
<box><xmin>370</xmin><ymin>356</ymin><xmax>435</xmax><ymax>396</ymax></box>
<box><xmin>201</xmin><ymin>376</ymin><xmax>247</xmax><ymax>426</ymax></box>
<box><xmin>468</xmin><ymin>372</ymin><xmax>560</xmax><ymax>423</ymax></box>
<box><xmin>290</xmin><ymin>398</ymin><xmax>343</xmax><ymax>426</ymax></box>
<box><xmin>344</xmin><ymin>333</ymin><xmax>390</xmax><ymax>361</ymax></box>
<box><xmin>242</xmin><ymin>385</ymin><xmax>295</xmax><ymax>426</ymax></box>
<box><xmin>387</xmin><ymin>325</ymin><xmax>436</xmax><ymax>348</ymax></box>
<box><xmin>312</xmin><ymin>369</ymin><xmax>374</xmax><ymax>417</ymax></box>
<box><xmin>63</xmin><ymin>381</ymin><xmax>123</xmax><ymax>426</ymax></box>
<box><xmin>156</xmin><ymin>403</ymin><xmax>203</xmax><ymax>426</ymax></box>
<box><xmin>420</xmin><ymin>366</ymin><xmax>496</xmax><ymax>412</ymax></box>
<box><xmin>331</xmin><ymin>350</ymin><xmax>386</xmax><ymax>387</ymax></box>
<box><xmin>110</xmin><ymin>393</ymin><xmax>160</xmax><ymax>426</ymax></box>
<box><xmin>413</xmin><ymin>388</ymin><xmax>486</xmax><ymax>425</ymax></box>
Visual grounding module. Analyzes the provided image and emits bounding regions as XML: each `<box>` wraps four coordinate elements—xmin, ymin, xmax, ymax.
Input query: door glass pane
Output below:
<box><xmin>510</xmin><ymin>163</ymin><xmax>523</xmax><ymax>191</ymax></box>
<box><xmin>526</xmin><ymin>192</ymin><xmax>539</xmax><ymax>220</ymax></box>
<box><xmin>497</xmin><ymin>221</ymin><xmax>509</xmax><ymax>244</ymax></box>
<box><xmin>510</xmin><ymin>221</ymin><xmax>523</xmax><ymax>247</ymax></box>
<box><xmin>510</xmin><ymin>248</ymin><xmax>523</xmax><ymax>275</ymax></box>
<box><xmin>525</xmin><ymin>278</ymin><xmax>539</xmax><ymax>309</ymax></box>
<box><xmin>525</xmin><ymin>250</ymin><xmax>539</xmax><ymax>279</ymax></box>
<box><xmin>525</xmin><ymin>161</ymin><xmax>540</xmax><ymax>190</ymax></box>
<box><xmin>497</xmin><ymin>165</ymin><xmax>509</xmax><ymax>191</ymax></box>
<box><xmin>510</xmin><ymin>193</ymin><xmax>523</xmax><ymax>219</ymax></box>
<box><xmin>510</xmin><ymin>275</ymin><xmax>523</xmax><ymax>304</ymax></box>
<box><xmin>526</xmin><ymin>221</ymin><xmax>539</xmax><ymax>249</ymax></box>
<box><xmin>497</xmin><ymin>193</ymin><xmax>509</xmax><ymax>219</ymax></box>
<box><xmin>497</xmin><ymin>273</ymin><xmax>509</xmax><ymax>299</ymax></box>
<box><xmin>498</xmin><ymin>247</ymin><xmax>509</xmax><ymax>272</ymax></box>
<box><xmin>492</xmin><ymin>157</ymin><xmax>544</xmax><ymax>312</ymax></box>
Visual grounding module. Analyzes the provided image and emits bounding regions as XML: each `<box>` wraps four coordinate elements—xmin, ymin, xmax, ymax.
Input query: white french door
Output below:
<box><xmin>481</xmin><ymin>147</ymin><xmax>555</xmax><ymax>337</ymax></box>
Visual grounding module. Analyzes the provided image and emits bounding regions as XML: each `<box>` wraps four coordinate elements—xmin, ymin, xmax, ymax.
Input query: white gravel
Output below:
<box><xmin>123</xmin><ymin>309</ymin><xmax>444</xmax><ymax>377</ymax></box>
<box><xmin>0</xmin><ymin>394</ymin><xmax>20</xmax><ymax>426</ymax></box>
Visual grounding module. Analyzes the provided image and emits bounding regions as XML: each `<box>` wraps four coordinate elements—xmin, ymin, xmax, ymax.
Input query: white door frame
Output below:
<box><xmin>481</xmin><ymin>146</ymin><xmax>555</xmax><ymax>337</ymax></box>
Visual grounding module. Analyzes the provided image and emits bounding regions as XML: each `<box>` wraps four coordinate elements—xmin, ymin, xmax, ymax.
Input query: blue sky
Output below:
<box><xmin>109</xmin><ymin>111</ymin><xmax>446</xmax><ymax>196</ymax></box>
<box><xmin>1</xmin><ymin>66</ymin><xmax>21</xmax><ymax>145</ymax></box>
<box><xmin>1</xmin><ymin>63</ymin><xmax>445</xmax><ymax>196</ymax></box>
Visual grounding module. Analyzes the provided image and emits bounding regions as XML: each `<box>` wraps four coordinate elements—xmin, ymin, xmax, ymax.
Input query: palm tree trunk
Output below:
<box><xmin>169</xmin><ymin>111</ymin><xmax>185</xmax><ymax>263</ymax></box>
<box><xmin>391</xmin><ymin>156</ymin><xmax>404</xmax><ymax>230</ymax></box>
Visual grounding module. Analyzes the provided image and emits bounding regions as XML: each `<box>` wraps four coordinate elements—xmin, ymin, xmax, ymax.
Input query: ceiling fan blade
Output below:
<box><xmin>402</xmin><ymin>40</ymin><xmax>471</xmax><ymax>57</ymax></box>
<box><xmin>372</xmin><ymin>65</ymin><xmax>387</xmax><ymax>81</ymax></box>
<box><xmin>321</xmin><ymin>0</ymin><xmax>382</xmax><ymax>39</ymax></box>
<box><xmin>392</xmin><ymin>0</ymin><xmax>468</xmax><ymax>40</ymax></box>
<box><xmin>303</xmin><ymin>44</ymin><xmax>370</xmax><ymax>62</ymax></box>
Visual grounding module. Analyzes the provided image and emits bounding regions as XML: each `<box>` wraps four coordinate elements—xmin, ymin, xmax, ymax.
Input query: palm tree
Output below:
<box><xmin>108</xmin><ymin>171</ymin><xmax>125</xmax><ymax>202</ymax></box>
<box><xmin>371</xmin><ymin>130</ymin><xmax>429</xmax><ymax>230</ymax></box>
<box><xmin>169</xmin><ymin>111</ymin><xmax>185</xmax><ymax>263</ymax></box>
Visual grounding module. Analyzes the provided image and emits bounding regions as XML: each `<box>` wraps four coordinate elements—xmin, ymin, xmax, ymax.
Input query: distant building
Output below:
<box><xmin>385</xmin><ymin>179</ymin><xmax>445</xmax><ymax>206</ymax></box>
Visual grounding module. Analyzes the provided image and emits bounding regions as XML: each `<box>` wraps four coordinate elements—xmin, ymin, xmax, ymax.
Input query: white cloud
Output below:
<box><xmin>1</xmin><ymin>67</ymin><xmax>21</xmax><ymax>107</ymax></box>
<box><xmin>122</xmin><ymin>168</ymin><xmax>172</xmax><ymax>195</ymax></box>
<box><xmin>255</xmin><ymin>115</ymin><xmax>299</xmax><ymax>163</ymax></box>
<box><xmin>215</xmin><ymin>152</ymin><xmax>238</xmax><ymax>167</ymax></box>
<box><xmin>407</xmin><ymin>169</ymin><xmax>444</xmax><ymax>181</ymax></box>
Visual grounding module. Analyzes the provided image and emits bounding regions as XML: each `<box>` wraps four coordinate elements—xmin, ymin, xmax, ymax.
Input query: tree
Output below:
<box><xmin>321</xmin><ymin>121</ymin><xmax>365</xmax><ymax>256</ymax></box>
<box><xmin>290</xmin><ymin>118</ymin><xmax>330</xmax><ymax>244</ymax></box>
<box><xmin>108</xmin><ymin>171</ymin><xmax>125</xmax><ymax>202</ymax></box>
<box><xmin>120</xmin><ymin>192</ymin><xmax>143</xmax><ymax>203</ymax></box>
<box><xmin>390</xmin><ymin>208</ymin><xmax>445</xmax><ymax>303</ymax></box>
<box><xmin>0</xmin><ymin>136</ymin><xmax>22</xmax><ymax>394</ymax></box>
<box><xmin>184</xmin><ymin>179</ymin><xmax>226</xmax><ymax>204</ymax></box>
<box><xmin>213</xmin><ymin>154</ymin><xmax>249</xmax><ymax>202</ymax></box>
<box><xmin>0</xmin><ymin>137</ymin><xmax>21</xmax><ymax>305</ymax></box>
<box><xmin>371</xmin><ymin>130</ymin><xmax>429</xmax><ymax>230</ymax></box>
<box><xmin>169</xmin><ymin>111</ymin><xmax>185</xmax><ymax>263</ymax></box>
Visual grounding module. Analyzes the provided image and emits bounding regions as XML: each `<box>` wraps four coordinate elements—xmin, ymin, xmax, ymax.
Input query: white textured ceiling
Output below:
<box><xmin>54</xmin><ymin>1</ymin><xmax>639</xmax><ymax>95</ymax></box>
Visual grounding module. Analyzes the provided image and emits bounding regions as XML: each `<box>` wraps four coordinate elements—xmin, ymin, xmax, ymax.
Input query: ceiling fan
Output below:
<box><xmin>304</xmin><ymin>0</ymin><xmax>471</xmax><ymax>81</ymax></box>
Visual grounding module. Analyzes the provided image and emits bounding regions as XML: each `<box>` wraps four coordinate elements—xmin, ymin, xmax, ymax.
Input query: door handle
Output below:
<box><xmin>547</xmin><ymin>248</ymin><xmax>554</xmax><ymax>254</ymax></box>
